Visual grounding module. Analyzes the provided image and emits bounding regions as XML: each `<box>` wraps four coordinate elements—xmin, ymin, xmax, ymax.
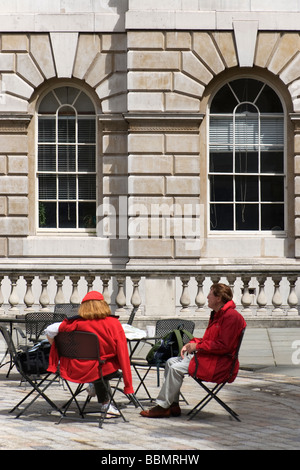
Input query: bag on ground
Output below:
<box><xmin>17</xmin><ymin>339</ymin><xmax>51</xmax><ymax>375</ymax></box>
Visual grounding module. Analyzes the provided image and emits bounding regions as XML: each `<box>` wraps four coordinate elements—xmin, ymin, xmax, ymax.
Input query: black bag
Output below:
<box><xmin>17</xmin><ymin>340</ymin><xmax>51</xmax><ymax>376</ymax></box>
<box><xmin>146</xmin><ymin>327</ymin><xmax>194</xmax><ymax>365</ymax></box>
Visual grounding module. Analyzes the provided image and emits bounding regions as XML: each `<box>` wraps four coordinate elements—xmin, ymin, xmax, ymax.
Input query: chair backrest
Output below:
<box><xmin>54</xmin><ymin>303</ymin><xmax>80</xmax><ymax>317</ymax></box>
<box><xmin>155</xmin><ymin>318</ymin><xmax>195</xmax><ymax>344</ymax></box>
<box><xmin>0</xmin><ymin>325</ymin><xmax>25</xmax><ymax>375</ymax></box>
<box><xmin>55</xmin><ymin>331</ymin><xmax>101</xmax><ymax>362</ymax></box>
<box><xmin>0</xmin><ymin>325</ymin><xmax>17</xmax><ymax>358</ymax></box>
<box><xmin>25</xmin><ymin>311</ymin><xmax>66</xmax><ymax>342</ymax></box>
<box><xmin>227</xmin><ymin>327</ymin><xmax>246</xmax><ymax>381</ymax></box>
<box><xmin>127</xmin><ymin>306</ymin><xmax>138</xmax><ymax>325</ymax></box>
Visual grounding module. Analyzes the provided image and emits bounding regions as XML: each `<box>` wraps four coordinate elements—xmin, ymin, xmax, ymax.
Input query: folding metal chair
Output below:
<box><xmin>54</xmin><ymin>331</ymin><xmax>141</xmax><ymax>428</ymax></box>
<box><xmin>131</xmin><ymin>318</ymin><xmax>195</xmax><ymax>402</ymax></box>
<box><xmin>127</xmin><ymin>306</ymin><xmax>138</xmax><ymax>325</ymax></box>
<box><xmin>25</xmin><ymin>311</ymin><xmax>66</xmax><ymax>344</ymax></box>
<box><xmin>187</xmin><ymin>327</ymin><xmax>246</xmax><ymax>422</ymax></box>
<box><xmin>54</xmin><ymin>303</ymin><xmax>80</xmax><ymax>318</ymax></box>
<box><xmin>1</xmin><ymin>326</ymin><xmax>62</xmax><ymax>419</ymax></box>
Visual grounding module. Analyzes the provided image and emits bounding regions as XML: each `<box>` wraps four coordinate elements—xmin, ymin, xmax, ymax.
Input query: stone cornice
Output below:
<box><xmin>0</xmin><ymin>114</ymin><xmax>32</xmax><ymax>133</ymax></box>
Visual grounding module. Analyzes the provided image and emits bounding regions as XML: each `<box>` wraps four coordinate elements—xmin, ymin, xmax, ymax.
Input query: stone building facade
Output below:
<box><xmin>1</xmin><ymin>0</ymin><xmax>300</xmax><ymax>319</ymax></box>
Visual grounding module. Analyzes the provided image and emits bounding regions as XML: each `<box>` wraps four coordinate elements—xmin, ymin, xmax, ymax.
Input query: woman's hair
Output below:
<box><xmin>78</xmin><ymin>299</ymin><xmax>111</xmax><ymax>320</ymax></box>
<box><xmin>210</xmin><ymin>283</ymin><xmax>233</xmax><ymax>304</ymax></box>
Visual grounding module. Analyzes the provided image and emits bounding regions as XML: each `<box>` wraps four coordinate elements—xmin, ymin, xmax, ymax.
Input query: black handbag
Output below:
<box><xmin>17</xmin><ymin>340</ymin><xmax>51</xmax><ymax>376</ymax></box>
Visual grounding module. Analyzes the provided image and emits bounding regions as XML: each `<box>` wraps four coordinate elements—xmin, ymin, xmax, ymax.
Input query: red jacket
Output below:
<box><xmin>188</xmin><ymin>300</ymin><xmax>246</xmax><ymax>384</ymax></box>
<box><xmin>47</xmin><ymin>316</ymin><xmax>134</xmax><ymax>395</ymax></box>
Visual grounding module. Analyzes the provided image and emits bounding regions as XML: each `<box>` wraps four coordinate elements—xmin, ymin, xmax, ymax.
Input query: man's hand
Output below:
<box><xmin>181</xmin><ymin>342</ymin><xmax>197</xmax><ymax>358</ymax></box>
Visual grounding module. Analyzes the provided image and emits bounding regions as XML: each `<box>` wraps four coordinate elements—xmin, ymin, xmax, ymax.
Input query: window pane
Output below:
<box><xmin>236</xmin><ymin>176</ymin><xmax>259</xmax><ymax>202</ymax></box>
<box><xmin>58</xmin><ymin>116</ymin><xmax>76</xmax><ymax>143</ymax></box>
<box><xmin>59</xmin><ymin>176</ymin><xmax>76</xmax><ymax>200</ymax></box>
<box><xmin>59</xmin><ymin>202</ymin><xmax>76</xmax><ymax>228</ymax></box>
<box><xmin>79</xmin><ymin>202</ymin><xmax>96</xmax><ymax>228</ymax></box>
<box><xmin>210</xmin><ymin>151</ymin><xmax>232</xmax><ymax>173</ymax></box>
<box><xmin>210</xmin><ymin>117</ymin><xmax>233</xmax><ymax>146</ymax></box>
<box><xmin>261</xmin><ymin>204</ymin><xmax>284</xmax><ymax>230</ymax></box>
<box><xmin>78</xmin><ymin>118</ymin><xmax>96</xmax><ymax>143</ymax></box>
<box><xmin>210</xmin><ymin>204</ymin><xmax>233</xmax><ymax>230</ymax></box>
<box><xmin>210</xmin><ymin>175</ymin><xmax>233</xmax><ymax>202</ymax></box>
<box><xmin>261</xmin><ymin>151</ymin><xmax>283</xmax><ymax>174</ymax></box>
<box><xmin>210</xmin><ymin>84</ymin><xmax>237</xmax><ymax>113</ymax></box>
<box><xmin>38</xmin><ymin>118</ymin><xmax>55</xmax><ymax>142</ymax></box>
<box><xmin>261</xmin><ymin>176</ymin><xmax>284</xmax><ymax>202</ymax></box>
<box><xmin>78</xmin><ymin>145</ymin><xmax>96</xmax><ymax>172</ymax></box>
<box><xmin>230</xmin><ymin>78</ymin><xmax>263</xmax><ymax>104</ymax></box>
<box><xmin>260</xmin><ymin>117</ymin><xmax>284</xmax><ymax>146</ymax></box>
<box><xmin>78</xmin><ymin>175</ymin><xmax>96</xmax><ymax>200</ymax></box>
<box><xmin>58</xmin><ymin>145</ymin><xmax>76</xmax><ymax>172</ymax></box>
<box><xmin>39</xmin><ymin>175</ymin><xmax>56</xmax><ymax>199</ymax></box>
<box><xmin>235</xmin><ymin>151</ymin><xmax>258</xmax><ymax>173</ymax></box>
<box><xmin>39</xmin><ymin>93</ymin><xmax>59</xmax><ymax>114</ymax></box>
<box><xmin>38</xmin><ymin>145</ymin><xmax>56</xmax><ymax>171</ymax></box>
<box><xmin>235</xmin><ymin>115</ymin><xmax>259</xmax><ymax>149</ymax></box>
<box><xmin>236</xmin><ymin>204</ymin><xmax>259</xmax><ymax>230</ymax></box>
<box><xmin>255</xmin><ymin>84</ymin><xmax>283</xmax><ymax>113</ymax></box>
<box><xmin>55</xmin><ymin>87</ymin><xmax>79</xmax><ymax>106</ymax></box>
<box><xmin>39</xmin><ymin>202</ymin><xmax>56</xmax><ymax>228</ymax></box>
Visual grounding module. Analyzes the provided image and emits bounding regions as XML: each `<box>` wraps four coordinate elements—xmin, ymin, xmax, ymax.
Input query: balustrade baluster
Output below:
<box><xmin>54</xmin><ymin>276</ymin><xmax>65</xmax><ymax>305</ymax></box>
<box><xmin>256</xmin><ymin>275</ymin><xmax>268</xmax><ymax>315</ymax></box>
<box><xmin>70</xmin><ymin>275</ymin><xmax>80</xmax><ymax>304</ymax></box>
<box><xmin>131</xmin><ymin>277</ymin><xmax>141</xmax><ymax>310</ymax></box>
<box><xmin>101</xmin><ymin>276</ymin><xmax>111</xmax><ymax>305</ymax></box>
<box><xmin>86</xmin><ymin>275</ymin><xmax>95</xmax><ymax>293</ymax></box>
<box><xmin>8</xmin><ymin>275</ymin><xmax>19</xmax><ymax>314</ymax></box>
<box><xmin>241</xmin><ymin>276</ymin><xmax>253</xmax><ymax>315</ymax></box>
<box><xmin>271</xmin><ymin>275</ymin><xmax>283</xmax><ymax>315</ymax></box>
<box><xmin>287</xmin><ymin>276</ymin><xmax>298</xmax><ymax>316</ymax></box>
<box><xmin>116</xmin><ymin>276</ymin><xmax>127</xmax><ymax>314</ymax></box>
<box><xmin>0</xmin><ymin>276</ymin><xmax>4</xmax><ymax>314</ymax></box>
<box><xmin>24</xmin><ymin>275</ymin><xmax>35</xmax><ymax>312</ymax></box>
<box><xmin>195</xmin><ymin>275</ymin><xmax>206</xmax><ymax>312</ymax></box>
<box><xmin>226</xmin><ymin>274</ymin><xmax>237</xmax><ymax>303</ymax></box>
<box><xmin>39</xmin><ymin>277</ymin><xmax>50</xmax><ymax>310</ymax></box>
<box><xmin>180</xmin><ymin>276</ymin><xmax>191</xmax><ymax>312</ymax></box>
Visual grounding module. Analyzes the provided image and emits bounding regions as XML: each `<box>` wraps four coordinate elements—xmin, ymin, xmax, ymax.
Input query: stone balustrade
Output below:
<box><xmin>0</xmin><ymin>267</ymin><xmax>299</xmax><ymax>326</ymax></box>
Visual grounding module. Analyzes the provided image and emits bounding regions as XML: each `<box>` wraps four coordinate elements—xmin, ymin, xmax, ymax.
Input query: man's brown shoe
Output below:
<box><xmin>170</xmin><ymin>403</ymin><xmax>181</xmax><ymax>417</ymax></box>
<box><xmin>140</xmin><ymin>405</ymin><xmax>171</xmax><ymax>418</ymax></box>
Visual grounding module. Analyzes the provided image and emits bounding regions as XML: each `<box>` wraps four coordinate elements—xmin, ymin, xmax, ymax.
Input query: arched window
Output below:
<box><xmin>209</xmin><ymin>78</ymin><xmax>285</xmax><ymax>232</ymax></box>
<box><xmin>37</xmin><ymin>86</ymin><xmax>96</xmax><ymax>230</ymax></box>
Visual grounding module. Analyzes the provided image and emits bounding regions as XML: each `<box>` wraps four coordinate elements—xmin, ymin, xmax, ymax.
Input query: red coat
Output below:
<box><xmin>47</xmin><ymin>316</ymin><xmax>134</xmax><ymax>395</ymax></box>
<box><xmin>188</xmin><ymin>301</ymin><xmax>246</xmax><ymax>384</ymax></box>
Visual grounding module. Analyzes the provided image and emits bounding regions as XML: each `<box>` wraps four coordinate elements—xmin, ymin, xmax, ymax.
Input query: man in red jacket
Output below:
<box><xmin>140</xmin><ymin>283</ymin><xmax>246</xmax><ymax>418</ymax></box>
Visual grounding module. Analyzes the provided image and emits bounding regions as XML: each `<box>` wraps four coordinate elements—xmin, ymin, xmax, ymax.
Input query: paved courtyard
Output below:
<box><xmin>0</xmin><ymin>327</ymin><xmax>299</xmax><ymax>451</ymax></box>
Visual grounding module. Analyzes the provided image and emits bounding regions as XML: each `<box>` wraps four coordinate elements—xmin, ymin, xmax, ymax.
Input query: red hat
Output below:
<box><xmin>81</xmin><ymin>290</ymin><xmax>104</xmax><ymax>303</ymax></box>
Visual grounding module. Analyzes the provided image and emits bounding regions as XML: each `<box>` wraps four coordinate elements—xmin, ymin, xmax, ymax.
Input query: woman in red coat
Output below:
<box><xmin>47</xmin><ymin>291</ymin><xmax>134</xmax><ymax>414</ymax></box>
<box><xmin>141</xmin><ymin>283</ymin><xmax>246</xmax><ymax>418</ymax></box>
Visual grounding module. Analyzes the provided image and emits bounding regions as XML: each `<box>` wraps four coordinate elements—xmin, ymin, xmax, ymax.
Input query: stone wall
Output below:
<box><xmin>0</xmin><ymin>3</ymin><xmax>299</xmax><ymax>267</ymax></box>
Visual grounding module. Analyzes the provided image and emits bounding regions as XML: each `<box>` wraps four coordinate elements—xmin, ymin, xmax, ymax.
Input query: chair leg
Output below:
<box><xmin>97</xmin><ymin>375</ymin><xmax>128</xmax><ymax>428</ymax></box>
<box><xmin>132</xmin><ymin>365</ymin><xmax>155</xmax><ymax>402</ymax></box>
<box><xmin>188</xmin><ymin>380</ymin><xmax>240</xmax><ymax>422</ymax></box>
<box><xmin>11</xmin><ymin>372</ymin><xmax>62</xmax><ymax>418</ymax></box>
<box><xmin>127</xmin><ymin>393</ymin><xmax>144</xmax><ymax>410</ymax></box>
<box><xmin>57</xmin><ymin>382</ymin><xmax>86</xmax><ymax>424</ymax></box>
